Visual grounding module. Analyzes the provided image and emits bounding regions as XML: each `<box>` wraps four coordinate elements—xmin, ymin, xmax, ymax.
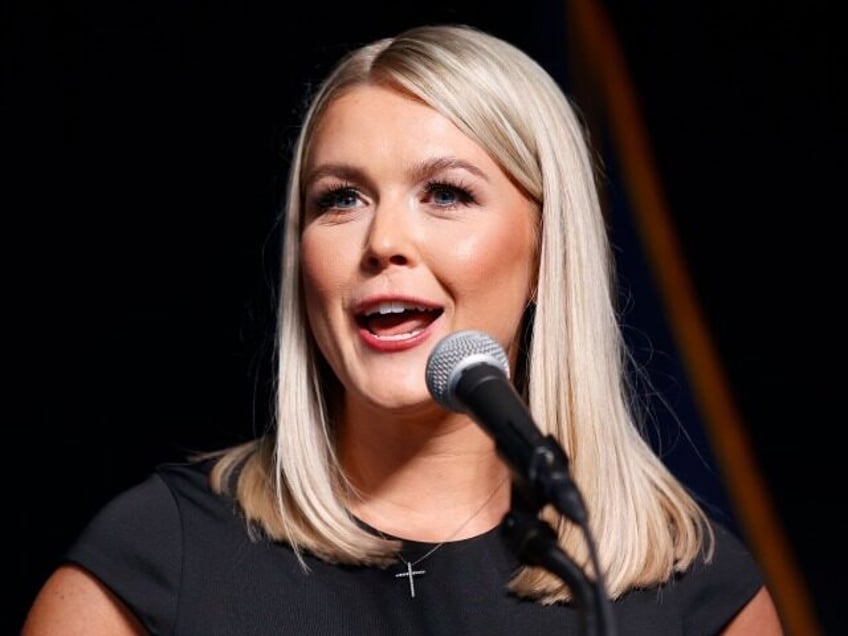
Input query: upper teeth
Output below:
<box><xmin>367</xmin><ymin>302</ymin><xmax>430</xmax><ymax>316</ymax></box>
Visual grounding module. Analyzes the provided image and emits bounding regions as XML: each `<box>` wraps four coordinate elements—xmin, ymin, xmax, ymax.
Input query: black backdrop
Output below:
<box><xmin>9</xmin><ymin>0</ymin><xmax>837</xmax><ymax>633</ymax></box>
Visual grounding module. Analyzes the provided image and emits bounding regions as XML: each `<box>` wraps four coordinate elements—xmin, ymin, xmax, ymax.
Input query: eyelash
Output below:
<box><xmin>312</xmin><ymin>183</ymin><xmax>359</xmax><ymax>213</ymax></box>
<box><xmin>309</xmin><ymin>178</ymin><xmax>478</xmax><ymax>214</ymax></box>
<box><xmin>423</xmin><ymin>179</ymin><xmax>477</xmax><ymax>208</ymax></box>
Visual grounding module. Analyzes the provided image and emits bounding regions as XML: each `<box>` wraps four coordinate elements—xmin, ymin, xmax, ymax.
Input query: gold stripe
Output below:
<box><xmin>565</xmin><ymin>0</ymin><xmax>820</xmax><ymax>633</ymax></box>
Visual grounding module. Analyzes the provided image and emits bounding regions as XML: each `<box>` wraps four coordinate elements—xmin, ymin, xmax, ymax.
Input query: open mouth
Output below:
<box><xmin>356</xmin><ymin>301</ymin><xmax>443</xmax><ymax>340</ymax></box>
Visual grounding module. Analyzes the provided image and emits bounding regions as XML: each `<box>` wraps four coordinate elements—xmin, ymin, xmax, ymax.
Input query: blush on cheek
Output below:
<box><xmin>301</xmin><ymin>249</ymin><xmax>343</xmax><ymax>301</ymax></box>
<box><xmin>454</xmin><ymin>229</ymin><xmax>530</xmax><ymax>279</ymax></box>
<box><xmin>447</xmin><ymin>234</ymin><xmax>488</xmax><ymax>266</ymax></box>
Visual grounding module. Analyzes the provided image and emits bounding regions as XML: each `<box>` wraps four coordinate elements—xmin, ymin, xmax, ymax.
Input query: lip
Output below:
<box><xmin>352</xmin><ymin>294</ymin><xmax>444</xmax><ymax>316</ymax></box>
<box><xmin>353</xmin><ymin>294</ymin><xmax>444</xmax><ymax>353</ymax></box>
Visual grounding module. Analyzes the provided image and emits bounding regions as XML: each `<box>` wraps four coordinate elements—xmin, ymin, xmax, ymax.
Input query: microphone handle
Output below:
<box><xmin>454</xmin><ymin>364</ymin><xmax>588</xmax><ymax>525</ymax></box>
<box><xmin>454</xmin><ymin>363</ymin><xmax>541</xmax><ymax>472</ymax></box>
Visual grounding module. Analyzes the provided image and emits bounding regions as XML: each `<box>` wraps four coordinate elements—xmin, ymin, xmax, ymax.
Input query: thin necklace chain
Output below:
<box><xmin>379</xmin><ymin>475</ymin><xmax>509</xmax><ymax>598</ymax></box>
<box><xmin>399</xmin><ymin>475</ymin><xmax>508</xmax><ymax>566</ymax></box>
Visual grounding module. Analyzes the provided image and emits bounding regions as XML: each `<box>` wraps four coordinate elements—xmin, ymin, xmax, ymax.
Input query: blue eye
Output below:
<box><xmin>315</xmin><ymin>186</ymin><xmax>360</xmax><ymax>212</ymax></box>
<box><xmin>424</xmin><ymin>180</ymin><xmax>477</xmax><ymax>208</ymax></box>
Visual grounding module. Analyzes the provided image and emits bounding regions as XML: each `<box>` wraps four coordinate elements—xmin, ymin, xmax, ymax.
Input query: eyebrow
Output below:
<box><xmin>409</xmin><ymin>157</ymin><xmax>490</xmax><ymax>182</ymax></box>
<box><xmin>303</xmin><ymin>156</ymin><xmax>490</xmax><ymax>188</ymax></box>
<box><xmin>303</xmin><ymin>163</ymin><xmax>365</xmax><ymax>187</ymax></box>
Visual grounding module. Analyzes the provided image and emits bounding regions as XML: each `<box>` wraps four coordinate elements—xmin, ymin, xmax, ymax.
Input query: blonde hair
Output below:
<box><xmin>209</xmin><ymin>23</ymin><xmax>712</xmax><ymax>602</ymax></box>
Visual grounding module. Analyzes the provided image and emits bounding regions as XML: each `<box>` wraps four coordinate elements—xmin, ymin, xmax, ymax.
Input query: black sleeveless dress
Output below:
<box><xmin>63</xmin><ymin>460</ymin><xmax>764</xmax><ymax>635</ymax></box>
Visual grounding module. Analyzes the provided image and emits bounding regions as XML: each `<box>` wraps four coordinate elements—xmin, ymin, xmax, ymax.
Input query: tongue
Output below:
<box><xmin>366</xmin><ymin>311</ymin><xmax>435</xmax><ymax>337</ymax></box>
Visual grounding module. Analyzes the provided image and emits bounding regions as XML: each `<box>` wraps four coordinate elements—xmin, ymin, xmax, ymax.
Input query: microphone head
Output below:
<box><xmin>425</xmin><ymin>330</ymin><xmax>510</xmax><ymax>412</ymax></box>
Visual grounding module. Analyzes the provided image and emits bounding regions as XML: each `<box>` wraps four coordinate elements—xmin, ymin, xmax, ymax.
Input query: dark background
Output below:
<box><xmin>8</xmin><ymin>0</ymin><xmax>837</xmax><ymax>633</ymax></box>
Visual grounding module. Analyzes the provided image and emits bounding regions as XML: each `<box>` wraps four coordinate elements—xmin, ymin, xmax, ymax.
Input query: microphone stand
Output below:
<box><xmin>500</xmin><ymin>438</ymin><xmax>618</xmax><ymax>636</ymax></box>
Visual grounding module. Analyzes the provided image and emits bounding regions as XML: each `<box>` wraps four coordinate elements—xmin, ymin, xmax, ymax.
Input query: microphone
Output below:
<box><xmin>425</xmin><ymin>330</ymin><xmax>588</xmax><ymax>524</ymax></box>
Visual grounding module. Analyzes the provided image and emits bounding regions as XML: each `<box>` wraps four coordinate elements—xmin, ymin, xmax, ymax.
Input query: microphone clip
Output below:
<box><xmin>520</xmin><ymin>434</ymin><xmax>588</xmax><ymax>526</ymax></box>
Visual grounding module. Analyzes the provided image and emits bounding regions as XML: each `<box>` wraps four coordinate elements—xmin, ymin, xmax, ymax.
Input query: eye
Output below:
<box><xmin>423</xmin><ymin>180</ymin><xmax>477</xmax><ymax>209</ymax></box>
<box><xmin>312</xmin><ymin>184</ymin><xmax>362</xmax><ymax>213</ymax></box>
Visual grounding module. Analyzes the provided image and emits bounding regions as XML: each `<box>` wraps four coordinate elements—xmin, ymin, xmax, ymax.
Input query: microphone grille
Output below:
<box><xmin>425</xmin><ymin>330</ymin><xmax>510</xmax><ymax>411</ymax></box>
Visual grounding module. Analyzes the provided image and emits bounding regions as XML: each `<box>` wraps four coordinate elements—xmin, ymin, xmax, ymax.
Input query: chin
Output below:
<box><xmin>357</xmin><ymin>386</ymin><xmax>435</xmax><ymax>416</ymax></box>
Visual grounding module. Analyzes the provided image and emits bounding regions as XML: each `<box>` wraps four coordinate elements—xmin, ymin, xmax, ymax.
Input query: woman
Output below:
<box><xmin>23</xmin><ymin>24</ymin><xmax>783</xmax><ymax>635</ymax></box>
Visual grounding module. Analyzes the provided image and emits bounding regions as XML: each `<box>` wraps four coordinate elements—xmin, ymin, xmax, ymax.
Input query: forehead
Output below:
<box><xmin>315</xmin><ymin>84</ymin><xmax>439</xmax><ymax>131</ymax></box>
<box><xmin>304</xmin><ymin>85</ymin><xmax>496</xmax><ymax>176</ymax></box>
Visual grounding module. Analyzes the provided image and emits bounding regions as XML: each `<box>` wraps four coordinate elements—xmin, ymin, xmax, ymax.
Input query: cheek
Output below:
<box><xmin>300</xmin><ymin>243</ymin><xmax>323</xmax><ymax>308</ymax></box>
<box><xmin>301</xmin><ymin>230</ymin><xmax>344</xmax><ymax>298</ymax></box>
<box><xmin>299</xmin><ymin>232</ymin><xmax>345</xmax><ymax>328</ymax></box>
<box><xmin>448</xmin><ymin>222</ymin><xmax>536</xmax><ymax>297</ymax></box>
<box><xmin>299</xmin><ymin>233</ymin><xmax>352</xmax><ymax>369</ymax></box>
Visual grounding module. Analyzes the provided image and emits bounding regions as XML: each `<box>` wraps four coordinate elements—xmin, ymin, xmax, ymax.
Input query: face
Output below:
<box><xmin>300</xmin><ymin>85</ymin><xmax>538</xmax><ymax>415</ymax></box>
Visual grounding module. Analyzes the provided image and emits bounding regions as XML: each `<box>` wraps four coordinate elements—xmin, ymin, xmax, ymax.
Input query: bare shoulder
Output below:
<box><xmin>22</xmin><ymin>564</ymin><xmax>146</xmax><ymax>636</ymax></box>
<box><xmin>721</xmin><ymin>586</ymin><xmax>784</xmax><ymax>635</ymax></box>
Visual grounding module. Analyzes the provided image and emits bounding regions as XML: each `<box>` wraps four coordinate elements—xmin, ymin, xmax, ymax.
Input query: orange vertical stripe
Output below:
<box><xmin>565</xmin><ymin>1</ymin><xmax>820</xmax><ymax>633</ymax></box>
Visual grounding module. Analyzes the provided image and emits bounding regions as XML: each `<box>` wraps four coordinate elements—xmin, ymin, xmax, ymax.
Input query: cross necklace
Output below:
<box><xmin>394</xmin><ymin>543</ymin><xmax>441</xmax><ymax>598</ymax></box>
<box><xmin>387</xmin><ymin>476</ymin><xmax>509</xmax><ymax>598</ymax></box>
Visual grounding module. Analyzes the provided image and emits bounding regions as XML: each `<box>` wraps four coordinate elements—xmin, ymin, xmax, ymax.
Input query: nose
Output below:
<box><xmin>361</xmin><ymin>203</ymin><xmax>417</xmax><ymax>271</ymax></box>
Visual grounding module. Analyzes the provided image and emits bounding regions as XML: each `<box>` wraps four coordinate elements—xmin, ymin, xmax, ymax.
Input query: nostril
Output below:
<box><xmin>363</xmin><ymin>251</ymin><xmax>409</xmax><ymax>271</ymax></box>
<box><xmin>363</xmin><ymin>253</ymin><xmax>382</xmax><ymax>271</ymax></box>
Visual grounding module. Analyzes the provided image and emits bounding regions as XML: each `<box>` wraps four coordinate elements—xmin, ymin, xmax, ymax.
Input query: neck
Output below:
<box><xmin>339</xmin><ymin>408</ymin><xmax>511</xmax><ymax>542</ymax></box>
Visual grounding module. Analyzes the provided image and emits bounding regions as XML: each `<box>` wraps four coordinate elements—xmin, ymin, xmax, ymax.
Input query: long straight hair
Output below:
<box><xmin>210</xmin><ymin>23</ymin><xmax>712</xmax><ymax>602</ymax></box>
